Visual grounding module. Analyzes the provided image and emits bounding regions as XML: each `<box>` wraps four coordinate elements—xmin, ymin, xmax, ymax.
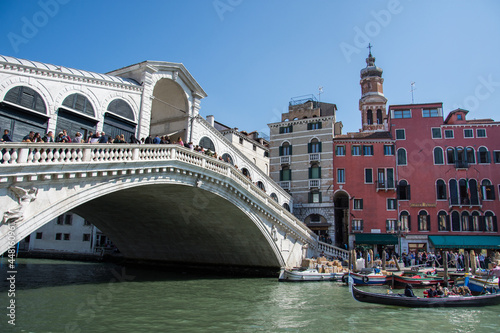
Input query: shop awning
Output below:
<box><xmin>355</xmin><ymin>233</ymin><xmax>398</xmax><ymax>245</ymax></box>
<box><xmin>428</xmin><ymin>235</ymin><xmax>500</xmax><ymax>249</ymax></box>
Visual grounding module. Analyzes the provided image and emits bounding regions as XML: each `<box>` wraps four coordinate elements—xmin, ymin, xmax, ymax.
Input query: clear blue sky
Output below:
<box><xmin>1</xmin><ymin>0</ymin><xmax>499</xmax><ymax>136</ymax></box>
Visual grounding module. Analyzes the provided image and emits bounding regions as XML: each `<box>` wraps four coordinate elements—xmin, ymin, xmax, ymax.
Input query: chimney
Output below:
<box><xmin>206</xmin><ymin>115</ymin><xmax>215</xmax><ymax>127</ymax></box>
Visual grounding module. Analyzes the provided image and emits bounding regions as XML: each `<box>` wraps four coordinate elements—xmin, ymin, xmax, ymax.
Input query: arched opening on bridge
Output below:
<box><xmin>71</xmin><ymin>183</ymin><xmax>283</xmax><ymax>269</ymax></box>
<box><xmin>151</xmin><ymin>78</ymin><xmax>189</xmax><ymax>140</ymax></box>
<box><xmin>221</xmin><ymin>153</ymin><xmax>233</xmax><ymax>165</ymax></box>
<box><xmin>199</xmin><ymin>136</ymin><xmax>215</xmax><ymax>152</ymax></box>
<box><xmin>1</xmin><ymin>85</ymin><xmax>49</xmax><ymax>141</ymax></box>
<box><xmin>241</xmin><ymin>168</ymin><xmax>251</xmax><ymax>180</ymax></box>
<box><xmin>270</xmin><ymin>193</ymin><xmax>278</xmax><ymax>202</ymax></box>
<box><xmin>256</xmin><ymin>181</ymin><xmax>265</xmax><ymax>192</ymax></box>
<box><xmin>282</xmin><ymin>203</ymin><xmax>290</xmax><ymax>212</ymax></box>
<box><xmin>333</xmin><ymin>191</ymin><xmax>349</xmax><ymax>249</ymax></box>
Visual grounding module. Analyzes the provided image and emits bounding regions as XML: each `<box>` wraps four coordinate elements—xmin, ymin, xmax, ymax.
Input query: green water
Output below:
<box><xmin>1</xmin><ymin>259</ymin><xmax>499</xmax><ymax>333</ymax></box>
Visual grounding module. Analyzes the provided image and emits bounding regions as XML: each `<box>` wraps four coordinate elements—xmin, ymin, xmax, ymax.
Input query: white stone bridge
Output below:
<box><xmin>0</xmin><ymin>143</ymin><xmax>348</xmax><ymax>271</ymax></box>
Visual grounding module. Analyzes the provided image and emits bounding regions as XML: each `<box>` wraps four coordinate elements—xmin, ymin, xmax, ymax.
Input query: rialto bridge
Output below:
<box><xmin>0</xmin><ymin>143</ymin><xmax>348</xmax><ymax>271</ymax></box>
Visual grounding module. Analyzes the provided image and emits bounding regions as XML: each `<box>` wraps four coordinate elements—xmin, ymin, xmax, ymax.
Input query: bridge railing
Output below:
<box><xmin>317</xmin><ymin>241</ymin><xmax>349</xmax><ymax>261</ymax></box>
<box><xmin>0</xmin><ymin>143</ymin><xmax>318</xmax><ymax>244</ymax></box>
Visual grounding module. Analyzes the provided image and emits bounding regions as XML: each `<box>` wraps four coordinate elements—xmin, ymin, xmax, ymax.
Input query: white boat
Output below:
<box><xmin>279</xmin><ymin>268</ymin><xmax>346</xmax><ymax>282</ymax></box>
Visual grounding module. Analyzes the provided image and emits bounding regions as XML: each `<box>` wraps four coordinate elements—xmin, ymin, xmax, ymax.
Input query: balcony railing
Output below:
<box><xmin>280</xmin><ymin>181</ymin><xmax>290</xmax><ymax>190</ymax></box>
<box><xmin>280</xmin><ymin>156</ymin><xmax>290</xmax><ymax>164</ymax></box>
<box><xmin>309</xmin><ymin>179</ymin><xmax>320</xmax><ymax>188</ymax></box>
<box><xmin>375</xmin><ymin>181</ymin><xmax>396</xmax><ymax>191</ymax></box>
<box><xmin>455</xmin><ymin>160</ymin><xmax>469</xmax><ymax>169</ymax></box>
<box><xmin>449</xmin><ymin>197</ymin><xmax>481</xmax><ymax>207</ymax></box>
<box><xmin>309</xmin><ymin>153</ymin><xmax>320</xmax><ymax>162</ymax></box>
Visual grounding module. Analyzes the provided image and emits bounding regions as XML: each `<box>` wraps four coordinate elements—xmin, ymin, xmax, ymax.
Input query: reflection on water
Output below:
<box><xmin>0</xmin><ymin>259</ymin><xmax>499</xmax><ymax>332</ymax></box>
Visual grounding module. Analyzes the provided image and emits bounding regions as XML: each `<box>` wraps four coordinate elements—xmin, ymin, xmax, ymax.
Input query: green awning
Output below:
<box><xmin>429</xmin><ymin>235</ymin><xmax>500</xmax><ymax>249</ymax></box>
<box><xmin>355</xmin><ymin>233</ymin><xmax>398</xmax><ymax>245</ymax></box>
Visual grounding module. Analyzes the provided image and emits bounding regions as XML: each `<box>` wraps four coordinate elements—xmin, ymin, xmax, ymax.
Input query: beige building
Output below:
<box><xmin>268</xmin><ymin>96</ymin><xmax>340</xmax><ymax>236</ymax></box>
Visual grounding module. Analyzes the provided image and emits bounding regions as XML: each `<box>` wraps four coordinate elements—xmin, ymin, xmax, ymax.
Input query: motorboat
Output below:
<box><xmin>279</xmin><ymin>268</ymin><xmax>346</xmax><ymax>282</ymax></box>
<box><xmin>455</xmin><ymin>275</ymin><xmax>499</xmax><ymax>295</ymax></box>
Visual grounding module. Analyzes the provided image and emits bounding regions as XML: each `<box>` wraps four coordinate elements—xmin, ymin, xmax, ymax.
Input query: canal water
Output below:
<box><xmin>1</xmin><ymin>258</ymin><xmax>499</xmax><ymax>333</ymax></box>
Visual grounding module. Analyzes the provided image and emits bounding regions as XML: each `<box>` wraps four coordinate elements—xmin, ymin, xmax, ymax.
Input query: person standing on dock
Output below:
<box><xmin>489</xmin><ymin>263</ymin><xmax>500</xmax><ymax>288</ymax></box>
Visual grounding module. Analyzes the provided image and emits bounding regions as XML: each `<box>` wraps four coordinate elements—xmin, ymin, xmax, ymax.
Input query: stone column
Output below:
<box><xmin>382</xmin><ymin>250</ymin><xmax>387</xmax><ymax>271</ymax></box>
<box><xmin>443</xmin><ymin>250</ymin><xmax>449</xmax><ymax>287</ymax></box>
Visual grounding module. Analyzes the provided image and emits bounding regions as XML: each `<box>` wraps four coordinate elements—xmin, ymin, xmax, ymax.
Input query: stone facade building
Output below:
<box><xmin>268</xmin><ymin>96</ymin><xmax>339</xmax><ymax>238</ymax></box>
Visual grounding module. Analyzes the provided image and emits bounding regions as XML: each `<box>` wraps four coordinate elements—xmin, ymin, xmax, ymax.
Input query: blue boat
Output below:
<box><xmin>455</xmin><ymin>276</ymin><xmax>499</xmax><ymax>295</ymax></box>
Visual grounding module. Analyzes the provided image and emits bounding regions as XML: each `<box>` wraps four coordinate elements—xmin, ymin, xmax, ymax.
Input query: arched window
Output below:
<box><xmin>397</xmin><ymin>180</ymin><xmax>410</xmax><ymax>200</ymax></box>
<box><xmin>436</xmin><ymin>179</ymin><xmax>447</xmax><ymax>200</ymax></box>
<box><xmin>199</xmin><ymin>136</ymin><xmax>215</xmax><ymax>152</ymax></box>
<box><xmin>107</xmin><ymin>99</ymin><xmax>134</xmax><ymax>121</ymax></box>
<box><xmin>469</xmin><ymin>179</ymin><xmax>479</xmax><ymax>205</ymax></box>
<box><xmin>397</xmin><ymin>148</ymin><xmax>407</xmax><ymax>165</ymax></box>
<box><xmin>4</xmin><ymin>86</ymin><xmax>46</xmax><ymax>114</ymax></box>
<box><xmin>309</xmin><ymin>163</ymin><xmax>321</xmax><ymax>179</ymax></box>
<box><xmin>478</xmin><ymin>147</ymin><xmax>491</xmax><ymax>163</ymax></box>
<box><xmin>270</xmin><ymin>193</ymin><xmax>278</xmax><ymax>202</ymax></box>
<box><xmin>449</xmin><ymin>179</ymin><xmax>459</xmax><ymax>205</ymax></box>
<box><xmin>309</xmin><ymin>214</ymin><xmax>321</xmax><ymax>223</ymax></box>
<box><xmin>434</xmin><ymin>147</ymin><xmax>444</xmax><ymax>165</ymax></box>
<box><xmin>471</xmin><ymin>211</ymin><xmax>480</xmax><ymax>231</ymax></box>
<box><xmin>283</xmin><ymin>203</ymin><xmax>290</xmax><ymax>212</ymax></box>
<box><xmin>437</xmin><ymin>211</ymin><xmax>449</xmax><ymax>231</ymax></box>
<box><xmin>308</xmin><ymin>138</ymin><xmax>322</xmax><ymax>153</ymax></box>
<box><xmin>376</xmin><ymin>109</ymin><xmax>383</xmax><ymax>124</ymax></box>
<box><xmin>485</xmin><ymin>211</ymin><xmax>498</xmax><ymax>232</ymax></box>
<box><xmin>451</xmin><ymin>211</ymin><xmax>460</xmax><ymax>231</ymax></box>
<box><xmin>279</xmin><ymin>142</ymin><xmax>292</xmax><ymax>156</ymax></box>
<box><xmin>62</xmin><ymin>93</ymin><xmax>95</xmax><ymax>117</ymax></box>
<box><xmin>481</xmin><ymin>179</ymin><xmax>495</xmax><ymax>200</ymax></box>
<box><xmin>399</xmin><ymin>211</ymin><xmax>410</xmax><ymax>232</ymax></box>
<box><xmin>461</xmin><ymin>211</ymin><xmax>470</xmax><ymax>231</ymax></box>
<box><xmin>418</xmin><ymin>210</ymin><xmax>430</xmax><ymax>231</ymax></box>
<box><xmin>446</xmin><ymin>147</ymin><xmax>455</xmax><ymax>164</ymax></box>
<box><xmin>367</xmin><ymin>109</ymin><xmax>373</xmax><ymax>125</ymax></box>
<box><xmin>466</xmin><ymin>147</ymin><xmax>475</xmax><ymax>164</ymax></box>
<box><xmin>456</xmin><ymin>147</ymin><xmax>465</xmax><ymax>163</ymax></box>
<box><xmin>222</xmin><ymin>153</ymin><xmax>233</xmax><ymax>165</ymax></box>
<box><xmin>459</xmin><ymin>179</ymin><xmax>469</xmax><ymax>205</ymax></box>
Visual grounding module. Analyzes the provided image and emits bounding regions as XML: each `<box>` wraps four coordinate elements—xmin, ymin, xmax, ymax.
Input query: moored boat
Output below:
<box><xmin>349</xmin><ymin>280</ymin><xmax>500</xmax><ymax>307</ymax></box>
<box><xmin>349</xmin><ymin>271</ymin><xmax>388</xmax><ymax>286</ymax></box>
<box><xmin>279</xmin><ymin>268</ymin><xmax>346</xmax><ymax>282</ymax></box>
<box><xmin>455</xmin><ymin>276</ymin><xmax>499</xmax><ymax>295</ymax></box>
<box><xmin>390</xmin><ymin>274</ymin><xmax>448</xmax><ymax>289</ymax></box>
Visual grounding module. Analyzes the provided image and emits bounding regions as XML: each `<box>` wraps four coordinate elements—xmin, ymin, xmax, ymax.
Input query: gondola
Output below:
<box><xmin>390</xmin><ymin>274</ymin><xmax>449</xmax><ymax>289</ymax></box>
<box><xmin>349</xmin><ymin>278</ymin><xmax>500</xmax><ymax>307</ymax></box>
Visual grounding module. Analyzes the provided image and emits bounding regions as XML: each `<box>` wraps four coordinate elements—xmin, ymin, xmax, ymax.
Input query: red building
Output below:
<box><xmin>332</xmin><ymin>51</ymin><xmax>500</xmax><ymax>256</ymax></box>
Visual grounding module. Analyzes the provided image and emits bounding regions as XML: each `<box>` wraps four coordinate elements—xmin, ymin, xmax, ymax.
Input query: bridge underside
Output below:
<box><xmin>72</xmin><ymin>184</ymin><xmax>282</xmax><ymax>269</ymax></box>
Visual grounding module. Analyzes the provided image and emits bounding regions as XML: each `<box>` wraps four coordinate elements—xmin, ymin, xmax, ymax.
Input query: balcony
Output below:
<box><xmin>280</xmin><ymin>181</ymin><xmax>290</xmax><ymax>191</ymax></box>
<box><xmin>375</xmin><ymin>181</ymin><xmax>396</xmax><ymax>192</ymax></box>
<box><xmin>309</xmin><ymin>153</ymin><xmax>320</xmax><ymax>162</ymax></box>
<box><xmin>309</xmin><ymin>179</ymin><xmax>320</xmax><ymax>188</ymax></box>
<box><xmin>454</xmin><ymin>160</ymin><xmax>469</xmax><ymax>169</ymax></box>
<box><xmin>449</xmin><ymin>197</ymin><xmax>481</xmax><ymax>207</ymax></box>
<box><xmin>280</xmin><ymin>156</ymin><xmax>290</xmax><ymax>164</ymax></box>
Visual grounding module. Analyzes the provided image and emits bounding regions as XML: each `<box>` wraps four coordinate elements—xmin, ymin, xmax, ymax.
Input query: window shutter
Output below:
<box><xmin>289</xmin><ymin>170</ymin><xmax>292</xmax><ymax>181</ymax></box>
<box><xmin>360</xmin><ymin>199</ymin><xmax>363</xmax><ymax>209</ymax></box>
<box><xmin>493</xmin><ymin>216</ymin><xmax>498</xmax><ymax>232</ymax></box>
<box><xmin>289</xmin><ymin>145</ymin><xmax>293</xmax><ymax>155</ymax></box>
<box><xmin>307</xmin><ymin>123</ymin><xmax>312</xmax><ymax>130</ymax></box>
<box><xmin>491</xmin><ymin>186</ymin><xmax>496</xmax><ymax>200</ymax></box>
<box><xmin>318</xmin><ymin>122</ymin><xmax>322</xmax><ymax>129</ymax></box>
<box><xmin>479</xmin><ymin>216</ymin><xmax>486</xmax><ymax>231</ymax></box>
<box><xmin>279</xmin><ymin>146</ymin><xmax>283</xmax><ymax>156</ymax></box>
<box><xmin>318</xmin><ymin>142</ymin><xmax>322</xmax><ymax>152</ymax></box>
<box><xmin>318</xmin><ymin>167</ymin><xmax>321</xmax><ymax>178</ymax></box>
<box><xmin>446</xmin><ymin>215</ymin><xmax>451</xmax><ymax>231</ymax></box>
<box><xmin>308</xmin><ymin>167</ymin><xmax>312</xmax><ymax>179</ymax></box>
<box><xmin>319</xmin><ymin>192</ymin><xmax>322</xmax><ymax>203</ymax></box>
<box><xmin>308</xmin><ymin>192</ymin><xmax>312</xmax><ymax>203</ymax></box>
<box><xmin>308</xmin><ymin>143</ymin><xmax>312</xmax><ymax>153</ymax></box>
<box><xmin>279</xmin><ymin>170</ymin><xmax>283</xmax><ymax>181</ymax></box>
<box><xmin>487</xmin><ymin>151</ymin><xmax>491</xmax><ymax>163</ymax></box>
<box><xmin>361</xmin><ymin>220</ymin><xmax>364</xmax><ymax>231</ymax></box>
<box><xmin>279</xmin><ymin>127</ymin><xmax>284</xmax><ymax>134</ymax></box>
<box><xmin>289</xmin><ymin>126</ymin><xmax>293</xmax><ymax>133</ymax></box>
<box><xmin>407</xmin><ymin>215</ymin><xmax>411</xmax><ymax>231</ymax></box>
<box><xmin>427</xmin><ymin>215</ymin><xmax>431</xmax><ymax>231</ymax></box>
<box><xmin>468</xmin><ymin>217</ymin><xmax>474</xmax><ymax>232</ymax></box>
<box><xmin>351</xmin><ymin>145</ymin><xmax>355</xmax><ymax>155</ymax></box>
<box><xmin>477</xmin><ymin>151</ymin><xmax>481</xmax><ymax>163</ymax></box>
<box><xmin>386</xmin><ymin>220</ymin><xmax>390</xmax><ymax>231</ymax></box>
<box><xmin>396</xmin><ymin>185</ymin><xmax>401</xmax><ymax>200</ymax></box>
<box><xmin>407</xmin><ymin>185</ymin><xmax>411</xmax><ymax>200</ymax></box>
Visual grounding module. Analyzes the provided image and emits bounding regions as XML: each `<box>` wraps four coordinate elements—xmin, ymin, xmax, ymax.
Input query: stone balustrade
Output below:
<box><xmin>0</xmin><ymin>143</ymin><xmax>318</xmax><ymax>247</ymax></box>
<box><xmin>317</xmin><ymin>241</ymin><xmax>349</xmax><ymax>260</ymax></box>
